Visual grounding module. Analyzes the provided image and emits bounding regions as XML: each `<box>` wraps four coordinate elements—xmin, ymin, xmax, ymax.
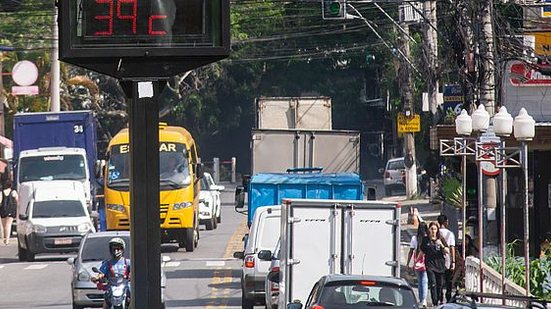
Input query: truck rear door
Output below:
<box><xmin>343</xmin><ymin>203</ymin><xmax>400</xmax><ymax>277</ymax></box>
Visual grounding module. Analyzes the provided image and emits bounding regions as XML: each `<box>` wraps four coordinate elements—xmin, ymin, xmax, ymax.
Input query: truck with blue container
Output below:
<box><xmin>13</xmin><ymin>111</ymin><xmax>99</xmax><ymax>225</ymax></box>
<box><xmin>236</xmin><ymin>169</ymin><xmax>364</xmax><ymax>226</ymax></box>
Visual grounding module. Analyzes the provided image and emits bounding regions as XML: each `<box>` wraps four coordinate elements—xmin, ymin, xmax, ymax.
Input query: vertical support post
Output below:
<box><xmin>231</xmin><ymin>157</ymin><xmax>236</xmax><ymax>183</ymax></box>
<box><xmin>127</xmin><ymin>81</ymin><xmax>161</xmax><ymax>309</ymax></box>
<box><xmin>522</xmin><ymin>142</ymin><xmax>530</xmax><ymax>295</ymax></box>
<box><xmin>213</xmin><ymin>157</ymin><xmax>220</xmax><ymax>183</ymax></box>
<box><xmin>50</xmin><ymin>6</ymin><xmax>60</xmax><ymax>112</ymax></box>
<box><xmin>500</xmin><ymin>154</ymin><xmax>507</xmax><ymax>303</ymax></box>
<box><xmin>0</xmin><ymin>51</ymin><xmax>5</xmax><ymax>157</ymax></box>
<box><xmin>461</xmin><ymin>154</ymin><xmax>467</xmax><ymax>265</ymax></box>
<box><xmin>478</xmin><ymin>160</ymin><xmax>484</xmax><ymax>294</ymax></box>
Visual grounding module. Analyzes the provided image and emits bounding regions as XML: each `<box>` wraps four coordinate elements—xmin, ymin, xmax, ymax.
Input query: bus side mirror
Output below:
<box><xmin>196</xmin><ymin>163</ymin><xmax>204</xmax><ymax>178</ymax></box>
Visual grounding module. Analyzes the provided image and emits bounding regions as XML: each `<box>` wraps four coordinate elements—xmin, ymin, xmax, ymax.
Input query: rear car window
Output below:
<box><xmin>258</xmin><ymin>215</ymin><xmax>280</xmax><ymax>250</ymax></box>
<box><xmin>320</xmin><ymin>280</ymin><xmax>416</xmax><ymax>308</ymax></box>
<box><xmin>81</xmin><ymin>236</ymin><xmax>131</xmax><ymax>262</ymax></box>
<box><xmin>387</xmin><ymin>160</ymin><xmax>405</xmax><ymax>170</ymax></box>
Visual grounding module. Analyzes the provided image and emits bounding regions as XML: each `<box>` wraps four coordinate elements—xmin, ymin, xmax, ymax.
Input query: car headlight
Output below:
<box><xmin>32</xmin><ymin>224</ymin><xmax>47</xmax><ymax>234</ymax></box>
<box><xmin>77</xmin><ymin>270</ymin><xmax>90</xmax><ymax>281</ymax></box>
<box><xmin>106</xmin><ymin>204</ymin><xmax>126</xmax><ymax>213</ymax></box>
<box><xmin>173</xmin><ymin>202</ymin><xmax>192</xmax><ymax>210</ymax></box>
<box><xmin>77</xmin><ymin>223</ymin><xmax>92</xmax><ymax>233</ymax></box>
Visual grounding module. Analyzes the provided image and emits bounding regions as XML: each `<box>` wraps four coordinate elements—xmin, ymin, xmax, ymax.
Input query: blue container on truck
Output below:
<box><xmin>13</xmin><ymin>110</ymin><xmax>97</xmax><ymax>182</ymax></box>
<box><xmin>246</xmin><ymin>172</ymin><xmax>364</xmax><ymax>225</ymax></box>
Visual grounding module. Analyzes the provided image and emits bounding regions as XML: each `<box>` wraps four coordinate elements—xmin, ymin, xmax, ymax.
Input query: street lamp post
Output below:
<box><xmin>493</xmin><ymin>106</ymin><xmax>535</xmax><ymax>296</ymax></box>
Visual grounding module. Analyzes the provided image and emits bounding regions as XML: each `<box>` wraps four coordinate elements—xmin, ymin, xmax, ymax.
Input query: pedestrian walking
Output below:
<box><xmin>0</xmin><ymin>179</ymin><xmax>18</xmax><ymax>245</ymax></box>
<box><xmin>406</xmin><ymin>220</ymin><xmax>429</xmax><ymax>308</ymax></box>
<box><xmin>438</xmin><ymin>214</ymin><xmax>456</xmax><ymax>303</ymax></box>
<box><xmin>421</xmin><ymin>221</ymin><xmax>449</xmax><ymax>306</ymax></box>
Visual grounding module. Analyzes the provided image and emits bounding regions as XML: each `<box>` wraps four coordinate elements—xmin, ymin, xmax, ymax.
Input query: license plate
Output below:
<box><xmin>54</xmin><ymin>238</ymin><xmax>72</xmax><ymax>245</ymax></box>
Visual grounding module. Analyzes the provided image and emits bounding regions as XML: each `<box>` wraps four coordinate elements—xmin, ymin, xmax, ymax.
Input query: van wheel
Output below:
<box><xmin>18</xmin><ymin>242</ymin><xmax>27</xmax><ymax>262</ymax></box>
<box><xmin>184</xmin><ymin>228</ymin><xmax>195</xmax><ymax>252</ymax></box>
<box><xmin>206</xmin><ymin>218</ymin><xmax>214</xmax><ymax>230</ymax></box>
<box><xmin>213</xmin><ymin>216</ymin><xmax>218</xmax><ymax>229</ymax></box>
<box><xmin>26</xmin><ymin>249</ymin><xmax>35</xmax><ymax>262</ymax></box>
<box><xmin>217</xmin><ymin>209</ymin><xmax>221</xmax><ymax>224</ymax></box>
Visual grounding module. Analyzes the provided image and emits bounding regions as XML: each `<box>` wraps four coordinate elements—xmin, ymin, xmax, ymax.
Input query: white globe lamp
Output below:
<box><xmin>472</xmin><ymin>104</ymin><xmax>490</xmax><ymax>132</ymax></box>
<box><xmin>513</xmin><ymin>108</ymin><xmax>535</xmax><ymax>141</ymax></box>
<box><xmin>493</xmin><ymin>106</ymin><xmax>514</xmax><ymax>137</ymax></box>
<box><xmin>455</xmin><ymin>109</ymin><xmax>472</xmax><ymax>136</ymax></box>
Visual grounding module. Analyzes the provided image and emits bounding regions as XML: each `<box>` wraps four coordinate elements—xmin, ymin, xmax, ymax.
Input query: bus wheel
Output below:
<box><xmin>184</xmin><ymin>228</ymin><xmax>195</xmax><ymax>252</ymax></box>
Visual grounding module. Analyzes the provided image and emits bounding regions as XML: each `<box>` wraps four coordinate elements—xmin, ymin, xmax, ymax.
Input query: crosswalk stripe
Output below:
<box><xmin>206</xmin><ymin>261</ymin><xmax>225</xmax><ymax>267</ymax></box>
<box><xmin>164</xmin><ymin>261</ymin><xmax>181</xmax><ymax>267</ymax></box>
<box><xmin>24</xmin><ymin>264</ymin><xmax>48</xmax><ymax>270</ymax></box>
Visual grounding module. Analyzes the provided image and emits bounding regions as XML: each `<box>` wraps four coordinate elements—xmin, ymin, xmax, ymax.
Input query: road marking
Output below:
<box><xmin>0</xmin><ymin>265</ymin><xmax>4</xmax><ymax>269</ymax></box>
<box><xmin>223</xmin><ymin>218</ymin><xmax>248</xmax><ymax>258</ymax></box>
<box><xmin>164</xmin><ymin>261</ymin><xmax>181</xmax><ymax>268</ymax></box>
<box><xmin>24</xmin><ymin>264</ymin><xmax>47</xmax><ymax>270</ymax></box>
<box><xmin>206</xmin><ymin>261</ymin><xmax>225</xmax><ymax>267</ymax></box>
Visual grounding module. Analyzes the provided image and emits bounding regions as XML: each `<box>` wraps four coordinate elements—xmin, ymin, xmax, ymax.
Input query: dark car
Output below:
<box><xmin>296</xmin><ymin>274</ymin><xmax>418</xmax><ymax>309</ymax></box>
<box><xmin>67</xmin><ymin>231</ymin><xmax>168</xmax><ymax>309</ymax></box>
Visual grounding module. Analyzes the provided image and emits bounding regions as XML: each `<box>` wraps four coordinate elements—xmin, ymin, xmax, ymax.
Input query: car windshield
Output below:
<box><xmin>19</xmin><ymin>154</ymin><xmax>87</xmax><ymax>182</ymax></box>
<box><xmin>387</xmin><ymin>160</ymin><xmax>405</xmax><ymax>170</ymax></box>
<box><xmin>201</xmin><ymin>176</ymin><xmax>210</xmax><ymax>190</ymax></box>
<box><xmin>81</xmin><ymin>236</ymin><xmax>131</xmax><ymax>262</ymax></box>
<box><xmin>107</xmin><ymin>142</ymin><xmax>191</xmax><ymax>190</ymax></box>
<box><xmin>32</xmin><ymin>200</ymin><xmax>86</xmax><ymax>218</ymax></box>
<box><xmin>319</xmin><ymin>281</ymin><xmax>416</xmax><ymax>308</ymax></box>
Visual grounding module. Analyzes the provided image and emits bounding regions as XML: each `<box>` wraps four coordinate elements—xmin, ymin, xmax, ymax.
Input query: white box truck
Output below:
<box><xmin>278</xmin><ymin>199</ymin><xmax>401</xmax><ymax>307</ymax></box>
<box><xmin>256</xmin><ymin>97</ymin><xmax>332</xmax><ymax>130</ymax></box>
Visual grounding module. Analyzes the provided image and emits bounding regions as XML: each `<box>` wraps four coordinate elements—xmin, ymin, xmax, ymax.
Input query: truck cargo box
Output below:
<box><xmin>256</xmin><ymin>97</ymin><xmax>332</xmax><ymax>130</ymax></box>
<box><xmin>246</xmin><ymin>172</ymin><xmax>363</xmax><ymax>225</ymax></box>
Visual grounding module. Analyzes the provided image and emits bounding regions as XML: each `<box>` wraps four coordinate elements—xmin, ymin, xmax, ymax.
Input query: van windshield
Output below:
<box><xmin>107</xmin><ymin>142</ymin><xmax>191</xmax><ymax>190</ymax></box>
<box><xmin>32</xmin><ymin>200</ymin><xmax>86</xmax><ymax>218</ymax></box>
<box><xmin>19</xmin><ymin>155</ymin><xmax>87</xmax><ymax>183</ymax></box>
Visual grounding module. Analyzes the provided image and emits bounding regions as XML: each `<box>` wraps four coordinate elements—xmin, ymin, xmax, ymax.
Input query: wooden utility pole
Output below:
<box><xmin>398</xmin><ymin>22</ymin><xmax>417</xmax><ymax>199</ymax></box>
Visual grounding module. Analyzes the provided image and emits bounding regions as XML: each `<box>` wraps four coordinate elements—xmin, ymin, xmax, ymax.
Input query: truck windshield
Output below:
<box><xmin>19</xmin><ymin>155</ymin><xmax>87</xmax><ymax>183</ymax></box>
<box><xmin>32</xmin><ymin>200</ymin><xmax>86</xmax><ymax>218</ymax></box>
<box><xmin>107</xmin><ymin>142</ymin><xmax>191</xmax><ymax>190</ymax></box>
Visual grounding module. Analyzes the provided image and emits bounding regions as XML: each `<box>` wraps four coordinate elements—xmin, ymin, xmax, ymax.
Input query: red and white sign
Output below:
<box><xmin>480</xmin><ymin>143</ymin><xmax>500</xmax><ymax>176</ymax></box>
<box><xmin>509</xmin><ymin>62</ymin><xmax>551</xmax><ymax>86</ymax></box>
<box><xmin>11</xmin><ymin>86</ymin><xmax>39</xmax><ymax>95</ymax></box>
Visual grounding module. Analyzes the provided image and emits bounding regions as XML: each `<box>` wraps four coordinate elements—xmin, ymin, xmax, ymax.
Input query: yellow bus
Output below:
<box><xmin>104</xmin><ymin>123</ymin><xmax>201</xmax><ymax>251</ymax></box>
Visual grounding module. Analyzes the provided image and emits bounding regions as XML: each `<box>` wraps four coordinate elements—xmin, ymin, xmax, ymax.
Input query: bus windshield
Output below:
<box><xmin>107</xmin><ymin>142</ymin><xmax>191</xmax><ymax>190</ymax></box>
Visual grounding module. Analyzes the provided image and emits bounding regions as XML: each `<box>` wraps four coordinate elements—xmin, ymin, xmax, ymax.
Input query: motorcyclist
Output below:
<box><xmin>92</xmin><ymin>237</ymin><xmax>131</xmax><ymax>309</ymax></box>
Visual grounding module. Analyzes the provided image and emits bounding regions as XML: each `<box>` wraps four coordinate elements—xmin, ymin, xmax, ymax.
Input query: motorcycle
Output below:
<box><xmin>92</xmin><ymin>266</ymin><xmax>130</xmax><ymax>309</ymax></box>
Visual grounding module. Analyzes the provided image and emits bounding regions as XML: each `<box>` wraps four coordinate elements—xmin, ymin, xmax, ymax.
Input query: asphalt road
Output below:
<box><xmin>0</xmin><ymin>183</ymin><xmax>251</xmax><ymax>309</ymax></box>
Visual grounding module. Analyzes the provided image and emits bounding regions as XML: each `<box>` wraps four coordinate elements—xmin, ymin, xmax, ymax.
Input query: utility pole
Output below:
<box><xmin>398</xmin><ymin>21</ymin><xmax>417</xmax><ymax>199</ymax></box>
<box><xmin>423</xmin><ymin>0</ymin><xmax>439</xmax><ymax>114</ymax></box>
<box><xmin>50</xmin><ymin>5</ymin><xmax>60</xmax><ymax>112</ymax></box>
<box><xmin>479</xmin><ymin>0</ymin><xmax>499</xmax><ymax>248</ymax></box>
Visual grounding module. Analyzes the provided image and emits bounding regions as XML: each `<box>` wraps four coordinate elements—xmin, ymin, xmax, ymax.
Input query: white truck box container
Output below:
<box><xmin>278</xmin><ymin>198</ymin><xmax>400</xmax><ymax>307</ymax></box>
<box><xmin>256</xmin><ymin>97</ymin><xmax>332</xmax><ymax>130</ymax></box>
<box><xmin>251</xmin><ymin>129</ymin><xmax>360</xmax><ymax>175</ymax></box>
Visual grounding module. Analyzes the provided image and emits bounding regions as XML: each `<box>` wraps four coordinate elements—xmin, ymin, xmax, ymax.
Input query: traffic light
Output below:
<box><xmin>322</xmin><ymin>0</ymin><xmax>346</xmax><ymax>20</ymax></box>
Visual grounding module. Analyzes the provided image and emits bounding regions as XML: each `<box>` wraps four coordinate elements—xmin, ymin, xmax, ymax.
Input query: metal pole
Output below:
<box><xmin>50</xmin><ymin>6</ymin><xmax>60</xmax><ymax>112</ymax></box>
<box><xmin>500</xmin><ymin>141</ymin><xmax>507</xmax><ymax>303</ymax></box>
<box><xmin>522</xmin><ymin>142</ymin><xmax>530</xmax><ymax>295</ymax></box>
<box><xmin>478</xmin><ymin>160</ymin><xmax>484</xmax><ymax>293</ymax></box>
<box><xmin>462</xmin><ymin>154</ymin><xmax>467</xmax><ymax>265</ymax></box>
<box><xmin>231</xmin><ymin>157</ymin><xmax>236</xmax><ymax>183</ymax></box>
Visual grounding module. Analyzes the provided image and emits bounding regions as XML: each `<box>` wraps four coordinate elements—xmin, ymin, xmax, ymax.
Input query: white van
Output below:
<box><xmin>239</xmin><ymin>205</ymin><xmax>281</xmax><ymax>309</ymax></box>
<box><xmin>16</xmin><ymin>180</ymin><xmax>95</xmax><ymax>262</ymax></box>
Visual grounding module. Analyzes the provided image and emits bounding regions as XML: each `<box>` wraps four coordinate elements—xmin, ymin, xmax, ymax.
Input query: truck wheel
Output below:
<box><xmin>206</xmin><ymin>218</ymin><xmax>214</xmax><ymax>230</ymax></box>
<box><xmin>17</xmin><ymin>242</ymin><xmax>27</xmax><ymax>262</ymax></box>
<box><xmin>184</xmin><ymin>228</ymin><xmax>195</xmax><ymax>252</ymax></box>
<box><xmin>242</xmin><ymin>289</ymin><xmax>254</xmax><ymax>309</ymax></box>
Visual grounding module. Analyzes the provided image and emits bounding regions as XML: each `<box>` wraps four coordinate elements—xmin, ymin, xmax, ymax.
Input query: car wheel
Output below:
<box><xmin>242</xmin><ymin>288</ymin><xmax>254</xmax><ymax>309</ymax></box>
<box><xmin>205</xmin><ymin>218</ymin><xmax>214</xmax><ymax>230</ymax></box>
<box><xmin>17</xmin><ymin>242</ymin><xmax>27</xmax><ymax>262</ymax></box>
<box><xmin>26</xmin><ymin>249</ymin><xmax>35</xmax><ymax>262</ymax></box>
<box><xmin>72</xmin><ymin>301</ymin><xmax>83</xmax><ymax>309</ymax></box>
<box><xmin>385</xmin><ymin>186</ymin><xmax>392</xmax><ymax>196</ymax></box>
<box><xmin>184</xmin><ymin>228</ymin><xmax>195</xmax><ymax>252</ymax></box>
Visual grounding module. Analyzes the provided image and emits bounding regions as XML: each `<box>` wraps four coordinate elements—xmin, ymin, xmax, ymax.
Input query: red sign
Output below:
<box><xmin>509</xmin><ymin>62</ymin><xmax>551</xmax><ymax>86</ymax></box>
<box><xmin>12</xmin><ymin>86</ymin><xmax>39</xmax><ymax>95</ymax></box>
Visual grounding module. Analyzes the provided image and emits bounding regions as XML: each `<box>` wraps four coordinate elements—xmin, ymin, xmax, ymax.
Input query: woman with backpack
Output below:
<box><xmin>0</xmin><ymin>179</ymin><xmax>19</xmax><ymax>245</ymax></box>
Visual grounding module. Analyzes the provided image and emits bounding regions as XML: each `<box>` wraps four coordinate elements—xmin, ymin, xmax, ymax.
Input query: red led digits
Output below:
<box><xmin>117</xmin><ymin>0</ymin><xmax>137</xmax><ymax>34</ymax></box>
<box><xmin>94</xmin><ymin>0</ymin><xmax>114</xmax><ymax>36</ymax></box>
<box><xmin>148</xmin><ymin>15</ymin><xmax>167</xmax><ymax>35</ymax></box>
